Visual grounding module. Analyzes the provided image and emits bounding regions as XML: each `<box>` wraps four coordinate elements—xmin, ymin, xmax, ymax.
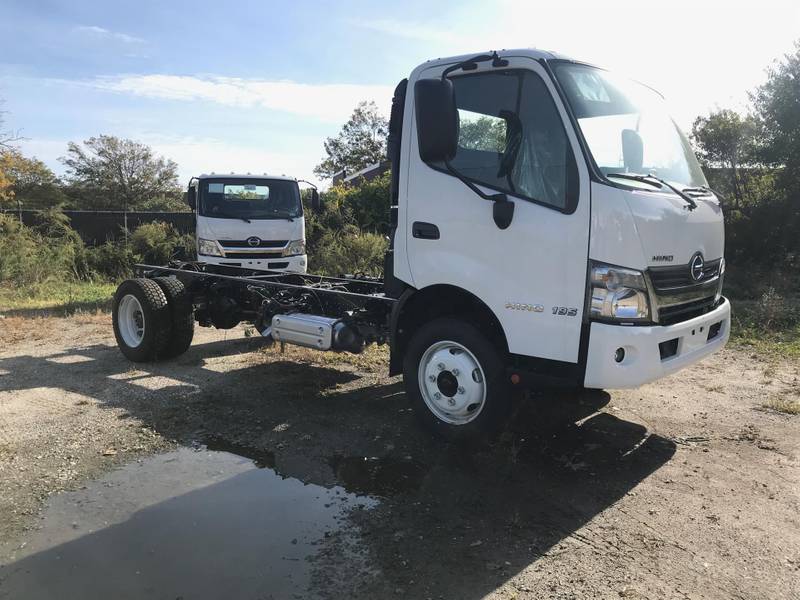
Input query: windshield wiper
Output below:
<box><xmin>606</xmin><ymin>173</ymin><xmax>697</xmax><ymax>211</ymax></box>
<box><xmin>249</xmin><ymin>212</ymin><xmax>296</xmax><ymax>221</ymax></box>
<box><xmin>210</xmin><ymin>212</ymin><xmax>251</xmax><ymax>223</ymax></box>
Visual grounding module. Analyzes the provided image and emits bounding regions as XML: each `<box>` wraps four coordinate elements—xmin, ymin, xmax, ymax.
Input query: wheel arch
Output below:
<box><xmin>389</xmin><ymin>284</ymin><xmax>509</xmax><ymax>376</ymax></box>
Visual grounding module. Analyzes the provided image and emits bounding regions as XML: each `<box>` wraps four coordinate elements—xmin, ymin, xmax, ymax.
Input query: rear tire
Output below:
<box><xmin>403</xmin><ymin>317</ymin><xmax>510</xmax><ymax>440</ymax></box>
<box><xmin>153</xmin><ymin>276</ymin><xmax>195</xmax><ymax>358</ymax></box>
<box><xmin>112</xmin><ymin>279</ymin><xmax>172</xmax><ymax>362</ymax></box>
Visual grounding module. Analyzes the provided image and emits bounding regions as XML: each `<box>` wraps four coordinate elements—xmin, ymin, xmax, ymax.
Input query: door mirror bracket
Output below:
<box><xmin>442</xmin><ymin>160</ymin><xmax>515</xmax><ymax>229</ymax></box>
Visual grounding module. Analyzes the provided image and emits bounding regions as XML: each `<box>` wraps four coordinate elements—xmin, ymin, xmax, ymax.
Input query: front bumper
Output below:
<box><xmin>199</xmin><ymin>253</ymin><xmax>307</xmax><ymax>273</ymax></box>
<box><xmin>583</xmin><ymin>297</ymin><xmax>730</xmax><ymax>389</ymax></box>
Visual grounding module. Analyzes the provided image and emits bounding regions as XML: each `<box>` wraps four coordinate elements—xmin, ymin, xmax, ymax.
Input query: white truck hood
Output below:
<box><xmin>197</xmin><ymin>216</ymin><xmax>304</xmax><ymax>243</ymax></box>
<box><xmin>590</xmin><ymin>183</ymin><xmax>725</xmax><ymax>269</ymax></box>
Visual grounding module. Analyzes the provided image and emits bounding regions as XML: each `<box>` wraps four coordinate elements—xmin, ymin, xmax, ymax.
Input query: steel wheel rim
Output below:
<box><xmin>118</xmin><ymin>294</ymin><xmax>145</xmax><ymax>348</ymax></box>
<box><xmin>418</xmin><ymin>340</ymin><xmax>487</xmax><ymax>425</ymax></box>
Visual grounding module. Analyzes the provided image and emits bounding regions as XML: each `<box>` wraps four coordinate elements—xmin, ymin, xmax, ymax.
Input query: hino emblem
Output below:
<box><xmin>652</xmin><ymin>255</ymin><xmax>674</xmax><ymax>262</ymax></box>
<box><xmin>506</xmin><ymin>302</ymin><xmax>544</xmax><ymax>313</ymax></box>
<box><xmin>247</xmin><ymin>236</ymin><xmax>261</xmax><ymax>247</ymax></box>
<box><xmin>690</xmin><ymin>253</ymin><xmax>705</xmax><ymax>281</ymax></box>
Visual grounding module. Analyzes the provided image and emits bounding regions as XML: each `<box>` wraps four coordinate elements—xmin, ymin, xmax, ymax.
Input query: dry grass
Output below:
<box><xmin>257</xmin><ymin>342</ymin><xmax>390</xmax><ymax>374</ymax></box>
<box><xmin>762</xmin><ymin>396</ymin><xmax>800</xmax><ymax>415</ymax></box>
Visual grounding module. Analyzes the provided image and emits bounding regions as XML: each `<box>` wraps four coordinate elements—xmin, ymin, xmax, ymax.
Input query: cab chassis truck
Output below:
<box><xmin>112</xmin><ymin>49</ymin><xmax>731</xmax><ymax>438</ymax></box>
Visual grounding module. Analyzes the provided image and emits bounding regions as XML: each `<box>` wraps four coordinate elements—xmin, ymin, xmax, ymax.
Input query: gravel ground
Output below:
<box><xmin>0</xmin><ymin>312</ymin><xmax>798</xmax><ymax>599</ymax></box>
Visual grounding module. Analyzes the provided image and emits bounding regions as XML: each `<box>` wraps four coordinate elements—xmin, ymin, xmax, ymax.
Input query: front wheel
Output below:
<box><xmin>403</xmin><ymin>318</ymin><xmax>510</xmax><ymax>440</ymax></box>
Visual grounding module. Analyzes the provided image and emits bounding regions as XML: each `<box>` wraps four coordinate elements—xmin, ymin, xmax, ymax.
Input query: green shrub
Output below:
<box><xmin>86</xmin><ymin>241</ymin><xmax>136</xmax><ymax>280</ymax></box>
<box><xmin>322</xmin><ymin>172</ymin><xmax>391</xmax><ymax>233</ymax></box>
<box><xmin>129</xmin><ymin>221</ymin><xmax>191</xmax><ymax>265</ymax></box>
<box><xmin>0</xmin><ymin>210</ymin><xmax>89</xmax><ymax>286</ymax></box>
<box><xmin>310</xmin><ymin>224</ymin><xmax>387</xmax><ymax>277</ymax></box>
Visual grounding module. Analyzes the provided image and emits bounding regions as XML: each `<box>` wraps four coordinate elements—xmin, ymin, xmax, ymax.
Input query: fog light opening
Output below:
<box><xmin>614</xmin><ymin>347</ymin><xmax>626</xmax><ymax>363</ymax></box>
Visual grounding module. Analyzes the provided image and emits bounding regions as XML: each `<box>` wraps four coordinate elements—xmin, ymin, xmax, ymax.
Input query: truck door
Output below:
<box><xmin>404</xmin><ymin>57</ymin><xmax>591</xmax><ymax>363</ymax></box>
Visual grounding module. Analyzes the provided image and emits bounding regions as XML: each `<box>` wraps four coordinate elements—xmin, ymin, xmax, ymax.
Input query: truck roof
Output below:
<box><xmin>196</xmin><ymin>173</ymin><xmax>297</xmax><ymax>182</ymax></box>
<box><xmin>410</xmin><ymin>48</ymin><xmax>584</xmax><ymax>77</ymax></box>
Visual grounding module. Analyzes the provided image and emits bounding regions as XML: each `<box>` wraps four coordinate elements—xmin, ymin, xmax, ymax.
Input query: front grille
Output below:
<box><xmin>223</xmin><ymin>251</ymin><xmax>283</xmax><ymax>259</ymax></box>
<box><xmin>649</xmin><ymin>258</ymin><xmax>721</xmax><ymax>291</ymax></box>
<box><xmin>219</xmin><ymin>239</ymin><xmax>288</xmax><ymax>248</ymax></box>
<box><xmin>658</xmin><ymin>296</ymin><xmax>717</xmax><ymax>325</ymax></box>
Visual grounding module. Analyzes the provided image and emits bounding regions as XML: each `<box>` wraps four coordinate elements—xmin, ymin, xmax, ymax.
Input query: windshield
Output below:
<box><xmin>553</xmin><ymin>63</ymin><xmax>707</xmax><ymax>189</ymax></box>
<box><xmin>199</xmin><ymin>178</ymin><xmax>302</xmax><ymax>220</ymax></box>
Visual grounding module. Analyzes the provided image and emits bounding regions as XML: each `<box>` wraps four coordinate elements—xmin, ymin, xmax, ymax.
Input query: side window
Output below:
<box><xmin>446</xmin><ymin>70</ymin><xmax>578</xmax><ymax>211</ymax></box>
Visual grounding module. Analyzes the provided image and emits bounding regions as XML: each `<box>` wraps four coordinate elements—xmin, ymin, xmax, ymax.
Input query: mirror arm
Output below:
<box><xmin>441</xmin><ymin>51</ymin><xmax>509</xmax><ymax>79</ymax></box>
<box><xmin>442</xmin><ymin>160</ymin><xmax>514</xmax><ymax>229</ymax></box>
<box><xmin>296</xmin><ymin>179</ymin><xmax>318</xmax><ymax>190</ymax></box>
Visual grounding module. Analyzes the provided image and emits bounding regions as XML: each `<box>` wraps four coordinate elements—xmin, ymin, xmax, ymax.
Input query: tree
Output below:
<box><xmin>0</xmin><ymin>150</ymin><xmax>65</xmax><ymax>210</ymax></box>
<box><xmin>691</xmin><ymin>109</ymin><xmax>757</xmax><ymax>211</ymax></box>
<box><xmin>60</xmin><ymin>135</ymin><xmax>180</xmax><ymax>211</ymax></box>
<box><xmin>751</xmin><ymin>41</ymin><xmax>800</xmax><ymax>180</ymax></box>
<box><xmin>314</xmin><ymin>101</ymin><xmax>388</xmax><ymax>180</ymax></box>
<box><xmin>458</xmin><ymin>116</ymin><xmax>507</xmax><ymax>151</ymax></box>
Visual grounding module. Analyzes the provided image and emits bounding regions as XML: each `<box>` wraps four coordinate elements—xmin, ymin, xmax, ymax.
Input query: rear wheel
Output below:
<box><xmin>112</xmin><ymin>279</ymin><xmax>172</xmax><ymax>362</ymax></box>
<box><xmin>403</xmin><ymin>318</ymin><xmax>510</xmax><ymax>439</ymax></box>
<box><xmin>153</xmin><ymin>276</ymin><xmax>195</xmax><ymax>358</ymax></box>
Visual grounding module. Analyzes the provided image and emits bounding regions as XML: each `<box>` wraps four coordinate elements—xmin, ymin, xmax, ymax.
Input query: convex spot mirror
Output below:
<box><xmin>621</xmin><ymin>129</ymin><xmax>644</xmax><ymax>174</ymax></box>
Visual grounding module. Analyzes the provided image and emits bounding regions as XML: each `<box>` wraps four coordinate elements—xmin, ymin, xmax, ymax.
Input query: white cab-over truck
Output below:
<box><xmin>111</xmin><ymin>49</ymin><xmax>730</xmax><ymax>438</ymax></box>
<box><xmin>186</xmin><ymin>173</ymin><xmax>316</xmax><ymax>273</ymax></box>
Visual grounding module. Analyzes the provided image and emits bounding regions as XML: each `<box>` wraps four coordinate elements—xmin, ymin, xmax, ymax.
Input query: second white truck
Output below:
<box><xmin>186</xmin><ymin>173</ymin><xmax>315</xmax><ymax>273</ymax></box>
<box><xmin>111</xmin><ymin>48</ymin><xmax>730</xmax><ymax>439</ymax></box>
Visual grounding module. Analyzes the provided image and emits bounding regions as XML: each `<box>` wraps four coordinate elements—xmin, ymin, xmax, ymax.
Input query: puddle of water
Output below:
<box><xmin>0</xmin><ymin>447</ymin><xmax>377</xmax><ymax>600</ymax></box>
<box><xmin>204</xmin><ymin>436</ymin><xmax>277</xmax><ymax>469</ymax></box>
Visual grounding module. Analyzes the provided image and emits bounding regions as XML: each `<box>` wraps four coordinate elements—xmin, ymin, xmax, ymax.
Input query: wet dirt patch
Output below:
<box><xmin>0</xmin><ymin>447</ymin><xmax>377</xmax><ymax>600</ymax></box>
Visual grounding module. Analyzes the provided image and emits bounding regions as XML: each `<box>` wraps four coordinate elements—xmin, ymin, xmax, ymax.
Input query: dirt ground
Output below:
<box><xmin>0</xmin><ymin>312</ymin><xmax>798</xmax><ymax>599</ymax></box>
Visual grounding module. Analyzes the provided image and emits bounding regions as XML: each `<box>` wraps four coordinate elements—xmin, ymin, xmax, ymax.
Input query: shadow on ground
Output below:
<box><xmin>0</xmin><ymin>335</ymin><xmax>676</xmax><ymax>599</ymax></box>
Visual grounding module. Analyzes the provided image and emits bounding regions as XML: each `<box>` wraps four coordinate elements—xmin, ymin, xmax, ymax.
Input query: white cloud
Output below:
<box><xmin>74</xmin><ymin>25</ymin><xmax>145</xmax><ymax>45</ymax></box>
<box><xmin>95</xmin><ymin>75</ymin><xmax>393</xmax><ymax>123</ymax></box>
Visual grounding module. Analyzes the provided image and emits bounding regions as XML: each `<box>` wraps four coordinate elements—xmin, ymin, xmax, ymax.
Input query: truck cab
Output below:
<box><xmin>187</xmin><ymin>174</ymin><xmax>308</xmax><ymax>273</ymax></box>
<box><xmin>385</xmin><ymin>48</ymin><xmax>730</xmax><ymax>428</ymax></box>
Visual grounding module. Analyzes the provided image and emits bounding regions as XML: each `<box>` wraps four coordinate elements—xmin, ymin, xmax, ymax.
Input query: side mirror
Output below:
<box><xmin>310</xmin><ymin>189</ymin><xmax>321</xmax><ymax>212</ymax></box>
<box><xmin>414</xmin><ymin>78</ymin><xmax>458</xmax><ymax>163</ymax></box>
<box><xmin>621</xmin><ymin>129</ymin><xmax>644</xmax><ymax>174</ymax></box>
<box><xmin>186</xmin><ymin>186</ymin><xmax>196</xmax><ymax>210</ymax></box>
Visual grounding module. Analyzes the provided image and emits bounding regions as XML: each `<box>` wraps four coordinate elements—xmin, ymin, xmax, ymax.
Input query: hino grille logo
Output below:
<box><xmin>652</xmin><ymin>255</ymin><xmax>674</xmax><ymax>262</ymax></box>
<box><xmin>690</xmin><ymin>252</ymin><xmax>705</xmax><ymax>281</ymax></box>
<box><xmin>247</xmin><ymin>236</ymin><xmax>261</xmax><ymax>247</ymax></box>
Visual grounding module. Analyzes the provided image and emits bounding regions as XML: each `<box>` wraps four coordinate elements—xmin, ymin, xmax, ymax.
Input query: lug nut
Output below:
<box><xmin>428</xmin><ymin>374</ymin><xmax>436</xmax><ymax>382</ymax></box>
<box><xmin>458</xmin><ymin>386</ymin><xmax>465</xmax><ymax>394</ymax></box>
<box><xmin>437</xmin><ymin>362</ymin><xmax>445</xmax><ymax>370</ymax></box>
<box><xmin>452</xmin><ymin>368</ymin><xmax>460</xmax><ymax>376</ymax></box>
<box><xmin>434</xmin><ymin>392</ymin><xmax>441</xmax><ymax>400</ymax></box>
<box><xmin>448</xmin><ymin>398</ymin><xmax>456</xmax><ymax>406</ymax></box>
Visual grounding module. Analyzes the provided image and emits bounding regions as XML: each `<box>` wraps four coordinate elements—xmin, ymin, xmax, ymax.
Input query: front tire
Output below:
<box><xmin>403</xmin><ymin>317</ymin><xmax>510</xmax><ymax>440</ymax></box>
<box><xmin>112</xmin><ymin>279</ymin><xmax>172</xmax><ymax>362</ymax></box>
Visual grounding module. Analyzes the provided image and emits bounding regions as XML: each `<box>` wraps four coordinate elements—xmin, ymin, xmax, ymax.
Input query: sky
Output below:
<box><xmin>1</xmin><ymin>0</ymin><xmax>799</xmax><ymax>188</ymax></box>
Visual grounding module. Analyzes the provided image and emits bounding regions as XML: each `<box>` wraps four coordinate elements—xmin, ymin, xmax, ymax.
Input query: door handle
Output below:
<box><xmin>412</xmin><ymin>222</ymin><xmax>440</xmax><ymax>240</ymax></box>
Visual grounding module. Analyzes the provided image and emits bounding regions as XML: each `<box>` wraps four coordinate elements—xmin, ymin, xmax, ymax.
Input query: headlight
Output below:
<box><xmin>282</xmin><ymin>239</ymin><xmax>306</xmax><ymax>257</ymax></box>
<box><xmin>590</xmin><ymin>262</ymin><xmax>650</xmax><ymax>321</ymax></box>
<box><xmin>198</xmin><ymin>238</ymin><xmax>223</xmax><ymax>257</ymax></box>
